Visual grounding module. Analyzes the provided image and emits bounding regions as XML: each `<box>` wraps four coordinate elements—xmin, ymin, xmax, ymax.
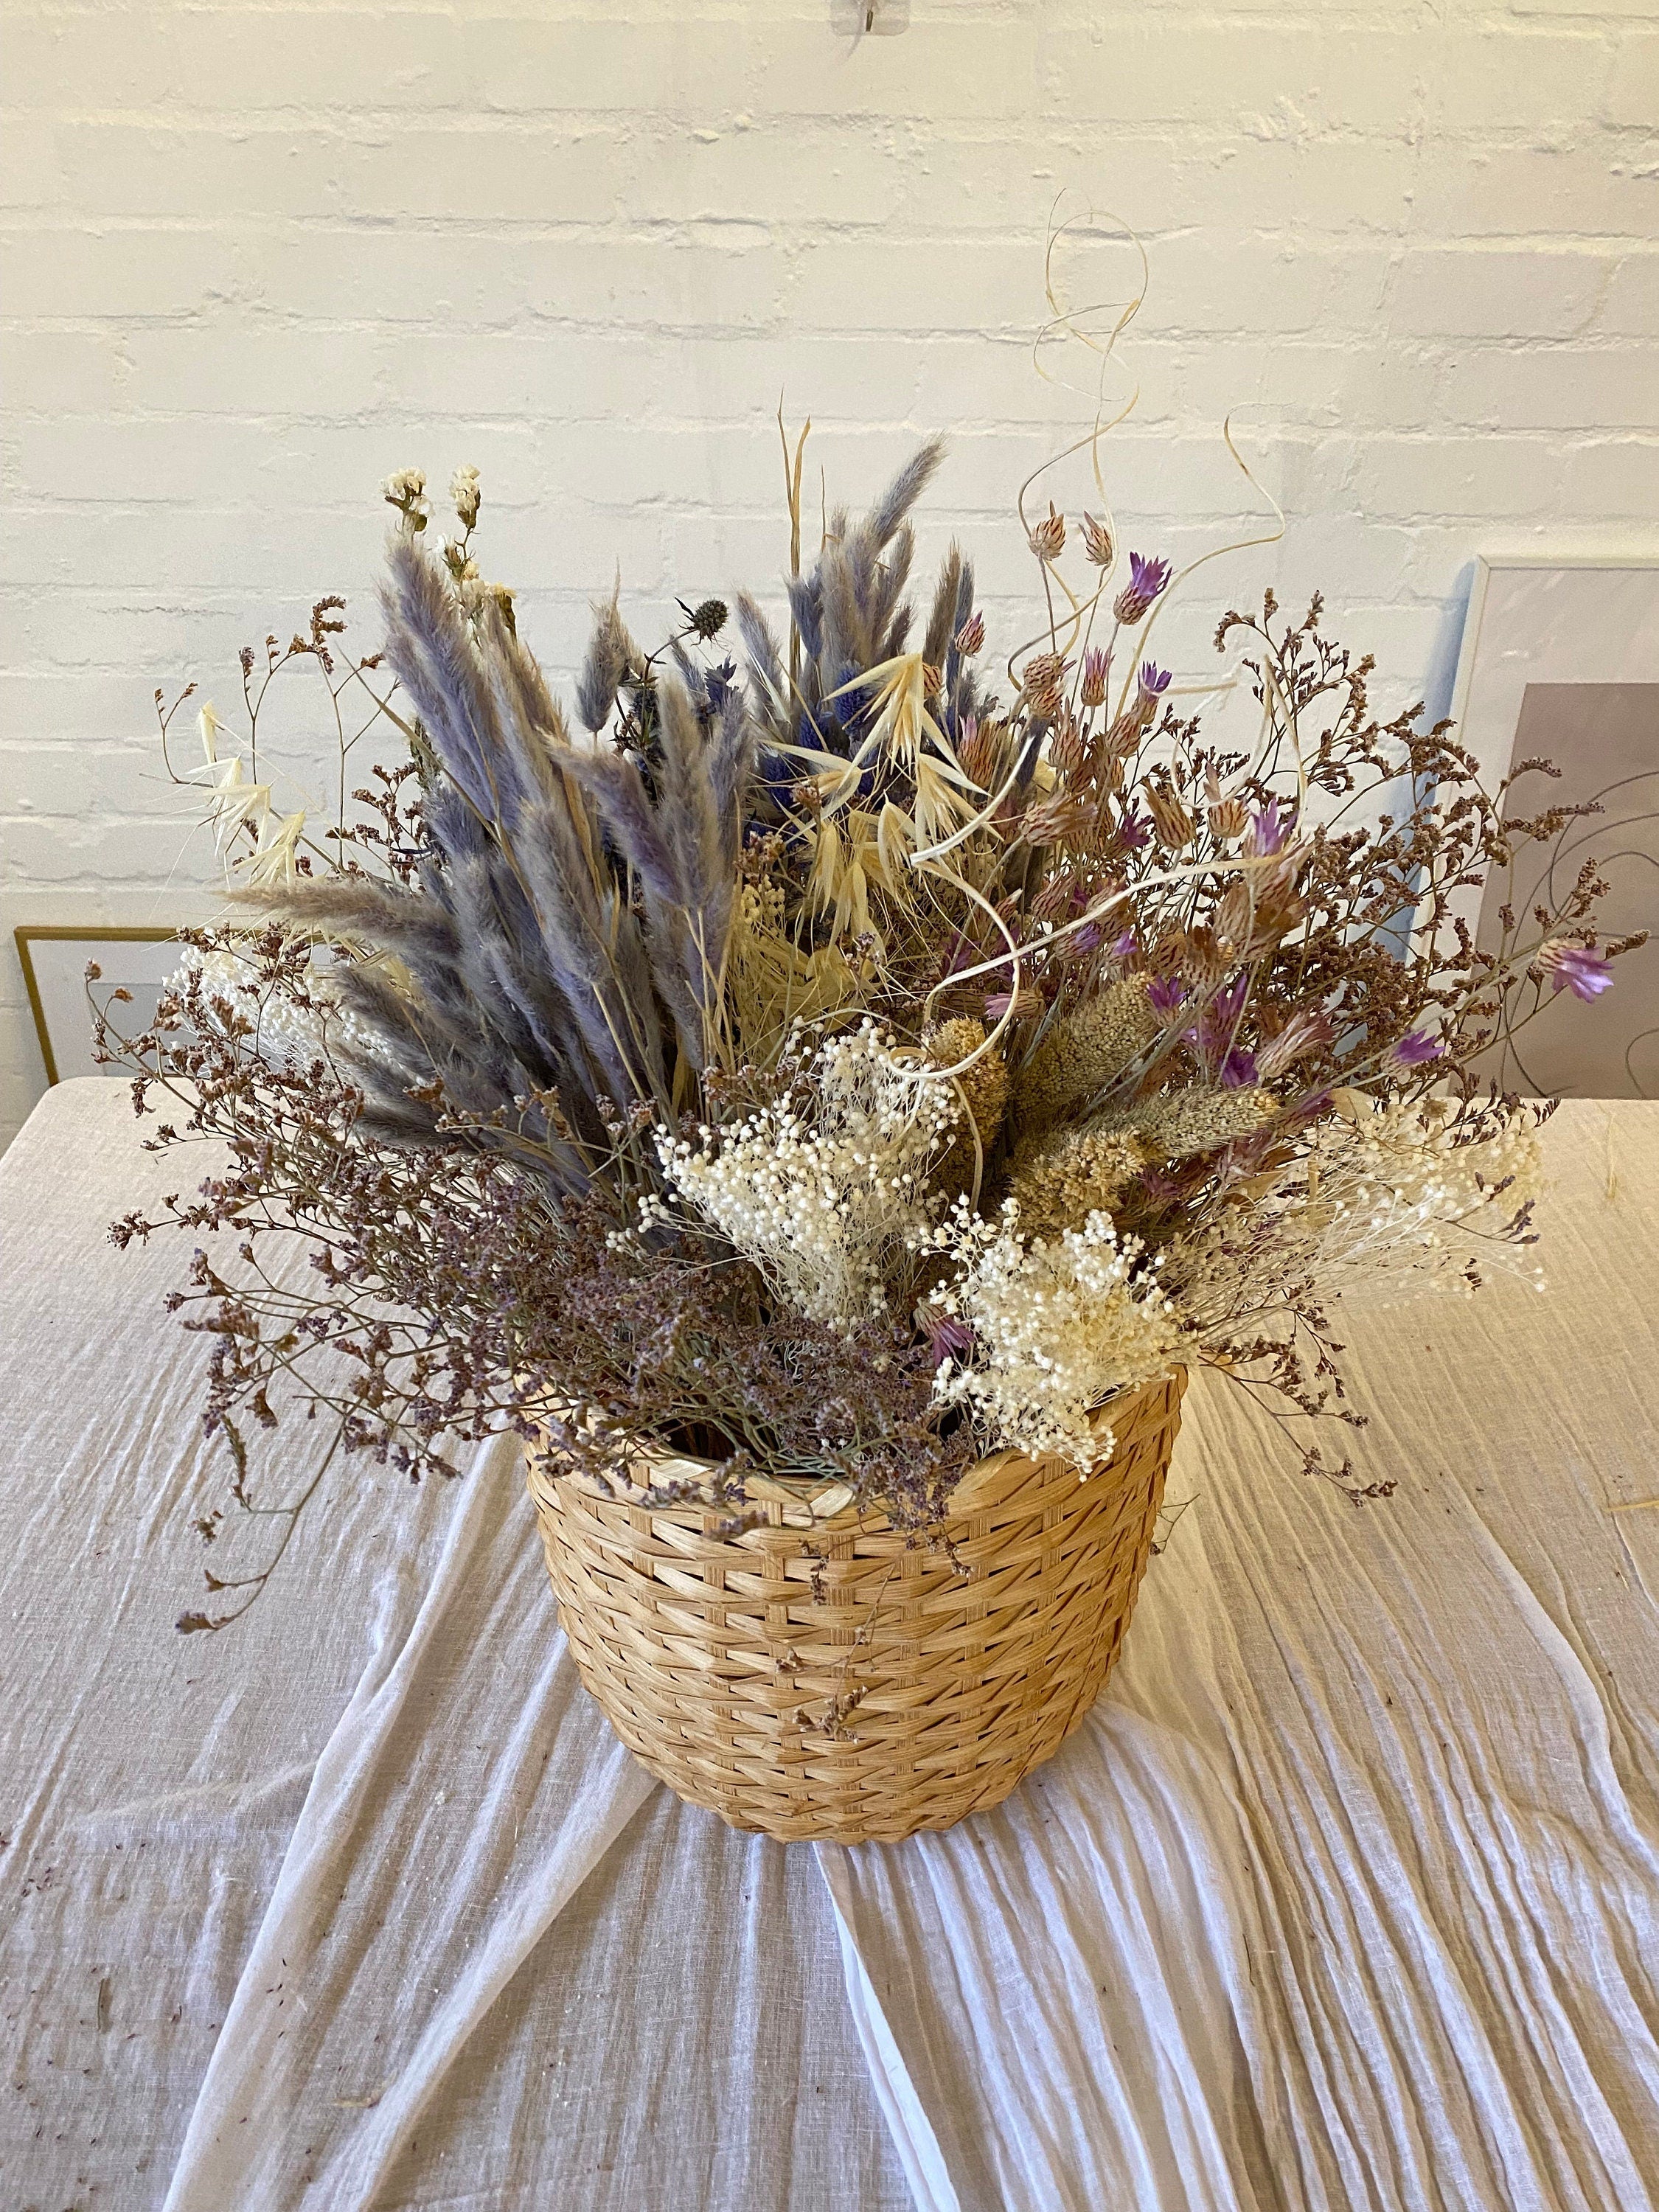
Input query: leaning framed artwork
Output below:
<box><xmin>1449</xmin><ymin>558</ymin><xmax>1659</xmax><ymax>1099</ymax></box>
<box><xmin>15</xmin><ymin>926</ymin><xmax>183</xmax><ymax>1085</ymax></box>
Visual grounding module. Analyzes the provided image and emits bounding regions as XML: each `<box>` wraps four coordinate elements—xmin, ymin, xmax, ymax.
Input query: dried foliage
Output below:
<box><xmin>103</xmin><ymin>448</ymin><xmax>1635</xmax><ymax>1627</ymax></box>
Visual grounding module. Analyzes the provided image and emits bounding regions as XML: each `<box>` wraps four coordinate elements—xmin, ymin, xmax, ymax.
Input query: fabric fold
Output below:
<box><xmin>162</xmin><ymin>1435</ymin><xmax>658</xmax><ymax>2210</ymax></box>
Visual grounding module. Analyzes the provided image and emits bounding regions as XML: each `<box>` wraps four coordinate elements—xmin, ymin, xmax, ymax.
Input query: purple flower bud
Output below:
<box><xmin>1116</xmin><ymin>804</ymin><xmax>1150</xmax><ymax>852</ymax></box>
<box><xmin>1110</xmin><ymin>928</ymin><xmax>1138</xmax><ymax>961</ymax></box>
<box><xmin>1080</xmin><ymin>645</ymin><xmax>1111</xmax><ymax>709</ymax></box>
<box><xmin>1388</xmin><ymin>1029</ymin><xmax>1444</xmax><ymax>1068</ymax></box>
<box><xmin>1538</xmin><ymin>939</ymin><xmax>1614</xmax><ymax>1002</ymax></box>
<box><xmin>1147</xmin><ymin>974</ymin><xmax>1186</xmax><ymax>1015</ymax></box>
<box><xmin>1243</xmin><ymin>799</ymin><xmax>1289</xmax><ymax>857</ymax></box>
<box><xmin>1072</xmin><ymin>922</ymin><xmax>1105</xmax><ymax>956</ymax></box>
<box><xmin>919</xmin><ymin>1307</ymin><xmax>975</xmax><ymax>1369</ymax></box>
<box><xmin>1113</xmin><ymin>553</ymin><xmax>1172</xmax><ymax>627</ymax></box>
<box><xmin>1213</xmin><ymin>973</ymin><xmax>1250</xmax><ymax>1029</ymax></box>
<box><xmin>1138</xmin><ymin>661</ymin><xmax>1172</xmax><ymax>697</ymax></box>
<box><xmin>1219</xmin><ymin>1046</ymin><xmax>1260</xmax><ymax>1089</ymax></box>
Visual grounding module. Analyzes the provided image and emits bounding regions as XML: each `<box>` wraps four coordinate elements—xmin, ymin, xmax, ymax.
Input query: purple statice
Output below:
<box><xmin>1243</xmin><ymin>798</ymin><xmax>1290</xmax><ymax>857</ymax></box>
<box><xmin>1538</xmin><ymin>939</ymin><xmax>1614</xmax><ymax>1001</ymax></box>
<box><xmin>1116</xmin><ymin>803</ymin><xmax>1150</xmax><ymax>852</ymax></box>
<box><xmin>919</xmin><ymin>1306</ymin><xmax>975</xmax><ymax>1370</ymax></box>
<box><xmin>1134</xmin><ymin>1163</ymin><xmax>1184</xmax><ymax>1208</ymax></box>
<box><xmin>1147</xmin><ymin>974</ymin><xmax>1186</xmax><ymax>1015</ymax></box>
<box><xmin>1388</xmin><ymin>1029</ymin><xmax>1444</xmax><ymax>1069</ymax></box>
<box><xmin>938</xmin><ymin>930</ymin><xmax>976</xmax><ymax>978</ymax></box>
<box><xmin>1189</xmin><ymin>973</ymin><xmax>1250</xmax><ymax>1079</ymax></box>
<box><xmin>1138</xmin><ymin>661</ymin><xmax>1172</xmax><ymax>698</ymax></box>
<box><xmin>1113</xmin><ymin>553</ymin><xmax>1172</xmax><ymax>627</ymax></box>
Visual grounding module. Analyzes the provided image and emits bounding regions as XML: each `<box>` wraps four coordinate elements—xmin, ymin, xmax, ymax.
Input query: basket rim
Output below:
<box><xmin>524</xmin><ymin>1364</ymin><xmax>1187</xmax><ymax>1537</ymax></box>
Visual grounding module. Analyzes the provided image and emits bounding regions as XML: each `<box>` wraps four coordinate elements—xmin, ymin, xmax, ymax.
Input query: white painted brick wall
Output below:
<box><xmin>3</xmin><ymin>0</ymin><xmax>1658</xmax><ymax>1148</ymax></box>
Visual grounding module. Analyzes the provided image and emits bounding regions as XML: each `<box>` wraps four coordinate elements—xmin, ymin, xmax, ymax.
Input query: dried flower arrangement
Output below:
<box><xmin>101</xmin><ymin>439</ymin><xmax>1638</xmax><ymax>1632</ymax></box>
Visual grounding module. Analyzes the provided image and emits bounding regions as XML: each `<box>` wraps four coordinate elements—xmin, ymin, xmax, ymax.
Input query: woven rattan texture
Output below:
<box><xmin>527</xmin><ymin>1371</ymin><xmax>1186</xmax><ymax>1844</ymax></box>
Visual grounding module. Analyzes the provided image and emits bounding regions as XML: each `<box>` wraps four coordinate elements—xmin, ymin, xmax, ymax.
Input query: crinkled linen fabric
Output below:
<box><xmin>1</xmin><ymin>1082</ymin><xmax>1655</xmax><ymax>2211</ymax></box>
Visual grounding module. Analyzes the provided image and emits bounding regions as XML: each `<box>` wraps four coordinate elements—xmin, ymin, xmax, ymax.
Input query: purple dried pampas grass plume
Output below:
<box><xmin>577</xmin><ymin>592</ymin><xmax>636</xmax><ymax>734</ymax></box>
<box><xmin>863</xmin><ymin>437</ymin><xmax>947</xmax><ymax>558</ymax></box>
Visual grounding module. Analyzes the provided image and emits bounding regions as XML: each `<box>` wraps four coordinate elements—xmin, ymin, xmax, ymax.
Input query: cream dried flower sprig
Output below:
<box><xmin>650</xmin><ymin>1023</ymin><xmax>959</xmax><ymax>1332</ymax></box>
<box><xmin>929</xmin><ymin>1203</ymin><xmax>1185</xmax><ymax>1472</ymax></box>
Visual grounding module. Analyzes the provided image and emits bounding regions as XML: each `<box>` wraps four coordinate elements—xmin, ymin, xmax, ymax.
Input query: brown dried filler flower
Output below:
<box><xmin>1006</xmin><ymin>1124</ymin><xmax>1148</xmax><ymax>1239</ymax></box>
<box><xmin>924</xmin><ymin>1017</ymin><xmax>1011</xmax><ymax>1198</ymax></box>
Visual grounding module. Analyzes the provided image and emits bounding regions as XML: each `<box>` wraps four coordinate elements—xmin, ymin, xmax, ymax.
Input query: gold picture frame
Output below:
<box><xmin>14</xmin><ymin>925</ymin><xmax>181</xmax><ymax>1086</ymax></box>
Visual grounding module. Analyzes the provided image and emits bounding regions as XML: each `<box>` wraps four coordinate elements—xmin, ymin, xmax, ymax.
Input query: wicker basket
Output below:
<box><xmin>526</xmin><ymin>1368</ymin><xmax>1186</xmax><ymax>1844</ymax></box>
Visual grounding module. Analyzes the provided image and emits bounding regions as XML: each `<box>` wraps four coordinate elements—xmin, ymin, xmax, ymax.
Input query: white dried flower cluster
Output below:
<box><xmin>167</xmin><ymin>945</ymin><xmax>383</xmax><ymax>1074</ymax></box>
<box><xmin>931</xmin><ymin>1205</ymin><xmax>1185</xmax><ymax>1472</ymax></box>
<box><xmin>381</xmin><ymin>467</ymin><xmax>430</xmax><ymax>530</ymax></box>
<box><xmin>1167</xmin><ymin>1098</ymin><xmax>1545</xmax><ymax>1338</ymax></box>
<box><xmin>449</xmin><ymin>463</ymin><xmax>481</xmax><ymax>531</ymax></box>
<box><xmin>653</xmin><ymin>1023</ymin><xmax>959</xmax><ymax>1330</ymax></box>
<box><xmin>1295</xmin><ymin>1098</ymin><xmax>1545</xmax><ymax>1310</ymax></box>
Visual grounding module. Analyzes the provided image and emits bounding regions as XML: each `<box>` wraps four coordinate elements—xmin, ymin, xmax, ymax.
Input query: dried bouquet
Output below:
<box><xmin>103</xmin><ymin>442</ymin><xmax>1636</xmax><ymax>1630</ymax></box>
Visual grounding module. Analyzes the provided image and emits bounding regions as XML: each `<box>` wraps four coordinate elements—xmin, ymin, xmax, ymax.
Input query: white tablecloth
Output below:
<box><xmin>2</xmin><ymin>1081</ymin><xmax>1656</xmax><ymax>2211</ymax></box>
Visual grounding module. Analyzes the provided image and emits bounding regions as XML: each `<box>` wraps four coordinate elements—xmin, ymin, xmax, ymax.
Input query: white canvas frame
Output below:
<box><xmin>1448</xmin><ymin>555</ymin><xmax>1659</xmax><ymax>786</ymax></box>
<box><xmin>1444</xmin><ymin>556</ymin><xmax>1659</xmax><ymax>944</ymax></box>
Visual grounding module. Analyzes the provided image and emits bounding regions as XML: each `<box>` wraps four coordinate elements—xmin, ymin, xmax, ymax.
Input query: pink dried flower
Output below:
<box><xmin>1388</xmin><ymin>1029</ymin><xmax>1444</xmax><ymax>1069</ymax></box>
<box><xmin>1113</xmin><ymin>554</ymin><xmax>1171</xmax><ymax>626</ymax></box>
<box><xmin>1080</xmin><ymin>646</ymin><xmax>1110</xmax><ymax>709</ymax></box>
<box><xmin>1255</xmin><ymin>1009</ymin><xmax>1333</xmax><ymax>1079</ymax></box>
<box><xmin>986</xmin><ymin>987</ymin><xmax>1043</xmax><ymax>1021</ymax></box>
<box><xmin>953</xmin><ymin>611</ymin><xmax>985</xmax><ymax>656</ymax></box>
<box><xmin>1115</xmin><ymin>802</ymin><xmax>1150</xmax><ymax>852</ymax></box>
<box><xmin>919</xmin><ymin>1304</ymin><xmax>975</xmax><ymax>1369</ymax></box>
<box><xmin>1242</xmin><ymin>799</ymin><xmax>1290</xmax><ymax>857</ymax></box>
<box><xmin>1537</xmin><ymin>940</ymin><xmax>1614</xmax><ymax>1001</ymax></box>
